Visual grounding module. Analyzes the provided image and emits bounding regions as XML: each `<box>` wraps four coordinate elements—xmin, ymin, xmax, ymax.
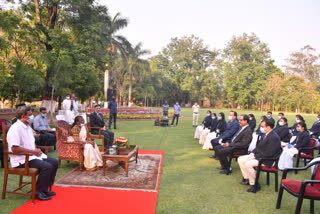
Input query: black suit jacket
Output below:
<box><xmin>249</xmin><ymin>119</ymin><xmax>256</xmax><ymax>132</ymax></box>
<box><xmin>309</xmin><ymin>121</ymin><xmax>320</xmax><ymax>136</ymax></box>
<box><xmin>89</xmin><ymin>112</ymin><xmax>105</xmax><ymax>134</ymax></box>
<box><xmin>229</xmin><ymin>126</ymin><xmax>252</xmax><ymax>153</ymax></box>
<box><xmin>274</xmin><ymin>125</ymin><xmax>290</xmax><ymax>142</ymax></box>
<box><xmin>202</xmin><ymin>116</ymin><xmax>213</xmax><ymax>128</ymax></box>
<box><xmin>253</xmin><ymin>130</ymin><xmax>281</xmax><ymax>168</ymax></box>
<box><xmin>292</xmin><ymin>130</ymin><xmax>310</xmax><ymax>154</ymax></box>
<box><xmin>210</xmin><ymin>118</ymin><xmax>218</xmax><ymax>132</ymax></box>
<box><xmin>216</xmin><ymin>120</ymin><xmax>227</xmax><ymax>134</ymax></box>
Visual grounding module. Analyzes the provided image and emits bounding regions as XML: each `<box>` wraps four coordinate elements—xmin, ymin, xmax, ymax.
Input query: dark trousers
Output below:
<box><xmin>17</xmin><ymin>156</ymin><xmax>58</xmax><ymax>193</ymax></box>
<box><xmin>109</xmin><ymin>113</ymin><xmax>117</xmax><ymax>129</ymax></box>
<box><xmin>163</xmin><ymin>111</ymin><xmax>168</xmax><ymax>117</ymax></box>
<box><xmin>40</xmin><ymin>131</ymin><xmax>56</xmax><ymax>149</ymax></box>
<box><xmin>101</xmin><ymin>129</ymin><xmax>114</xmax><ymax>150</ymax></box>
<box><xmin>214</xmin><ymin>145</ymin><xmax>233</xmax><ymax>169</ymax></box>
<box><xmin>211</xmin><ymin>137</ymin><xmax>224</xmax><ymax>148</ymax></box>
<box><xmin>171</xmin><ymin>114</ymin><xmax>179</xmax><ymax>125</ymax></box>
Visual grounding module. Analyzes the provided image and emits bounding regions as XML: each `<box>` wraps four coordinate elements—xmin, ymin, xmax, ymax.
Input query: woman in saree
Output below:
<box><xmin>70</xmin><ymin>116</ymin><xmax>103</xmax><ymax>171</ymax></box>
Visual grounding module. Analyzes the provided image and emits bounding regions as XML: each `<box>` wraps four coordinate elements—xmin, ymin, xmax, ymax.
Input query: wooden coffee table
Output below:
<box><xmin>102</xmin><ymin>145</ymin><xmax>139</xmax><ymax>177</ymax></box>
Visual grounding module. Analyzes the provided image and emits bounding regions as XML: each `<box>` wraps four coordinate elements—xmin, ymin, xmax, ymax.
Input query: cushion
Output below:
<box><xmin>254</xmin><ymin>165</ymin><xmax>277</xmax><ymax>171</ymax></box>
<box><xmin>282</xmin><ymin>179</ymin><xmax>320</xmax><ymax>198</ymax></box>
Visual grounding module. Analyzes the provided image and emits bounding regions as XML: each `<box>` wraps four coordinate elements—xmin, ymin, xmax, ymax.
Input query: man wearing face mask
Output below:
<box><xmin>266</xmin><ymin>111</ymin><xmax>275</xmax><ymax>125</ymax></box>
<box><xmin>210</xmin><ymin>111</ymin><xmax>240</xmax><ymax>158</ymax></box>
<box><xmin>7</xmin><ymin>106</ymin><xmax>58</xmax><ymax>201</ymax></box>
<box><xmin>171</xmin><ymin>101</ymin><xmax>181</xmax><ymax>126</ymax></box>
<box><xmin>33</xmin><ymin>107</ymin><xmax>56</xmax><ymax>149</ymax></box>
<box><xmin>276</xmin><ymin>113</ymin><xmax>284</xmax><ymax>128</ymax></box>
<box><xmin>63</xmin><ymin>94</ymin><xmax>78</xmax><ymax>124</ymax></box>
<box><xmin>238</xmin><ymin>119</ymin><xmax>281</xmax><ymax>193</ymax></box>
<box><xmin>309</xmin><ymin>114</ymin><xmax>320</xmax><ymax>138</ymax></box>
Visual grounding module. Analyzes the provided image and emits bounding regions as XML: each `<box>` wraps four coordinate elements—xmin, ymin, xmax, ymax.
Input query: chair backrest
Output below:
<box><xmin>1</xmin><ymin>122</ymin><xmax>9</xmax><ymax>170</ymax></box>
<box><xmin>311</xmin><ymin>160</ymin><xmax>320</xmax><ymax>190</ymax></box>
<box><xmin>56</xmin><ymin>120</ymin><xmax>71</xmax><ymax>131</ymax></box>
<box><xmin>307</xmin><ymin>139</ymin><xmax>316</xmax><ymax>156</ymax></box>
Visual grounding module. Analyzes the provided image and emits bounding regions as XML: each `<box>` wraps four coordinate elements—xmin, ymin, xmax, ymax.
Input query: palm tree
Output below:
<box><xmin>103</xmin><ymin>12</ymin><xmax>132</xmax><ymax>100</ymax></box>
<box><xmin>127</xmin><ymin>43</ymin><xmax>150</xmax><ymax>106</ymax></box>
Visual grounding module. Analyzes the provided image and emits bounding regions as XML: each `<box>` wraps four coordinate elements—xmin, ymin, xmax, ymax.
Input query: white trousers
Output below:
<box><xmin>193</xmin><ymin>113</ymin><xmax>199</xmax><ymax>126</ymax></box>
<box><xmin>238</xmin><ymin>153</ymin><xmax>259</xmax><ymax>185</ymax></box>
<box><xmin>194</xmin><ymin>125</ymin><xmax>204</xmax><ymax>139</ymax></box>
<box><xmin>203</xmin><ymin>132</ymin><xmax>217</xmax><ymax>150</ymax></box>
<box><xmin>199</xmin><ymin>128</ymin><xmax>210</xmax><ymax>145</ymax></box>
<box><xmin>278</xmin><ymin>147</ymin><xmax>298</xmax><ymax>170</ymax></box>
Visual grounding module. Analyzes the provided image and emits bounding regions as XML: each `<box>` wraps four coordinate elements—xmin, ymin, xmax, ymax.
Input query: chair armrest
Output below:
<box><xmin>299</xmin><ymin>180</ymin><xmax>320</xmax><ymax>195</ymax></box>
<box><xmin>5</xmin><ymin>151</ymin><xmax>31</xmax><ymax>173</ymax></box>
<box><xmin>281</xmin><ymin>160</ymin><xmax>320</xmax><ymax>179</ymax></box>
<box><xmin>87</xmin><ymin>126</ymin><xmax>102</xmax><ymax>136</ymax></box>
<box><xmin>36</xmin><ymin>146</ymin><xmax>53</xmax><ymax>155</ymax></box>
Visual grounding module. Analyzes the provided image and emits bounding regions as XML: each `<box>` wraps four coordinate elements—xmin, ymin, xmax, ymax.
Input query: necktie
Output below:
<box><xmin>231</xmin><ymin>128</ymin><xmax>242</xmax><ymax>143</ymax></box>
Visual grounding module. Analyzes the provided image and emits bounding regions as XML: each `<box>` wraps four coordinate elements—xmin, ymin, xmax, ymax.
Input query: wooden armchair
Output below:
<box><xmin>86</xmin><ymin>113</ymin><xmax>105</xmax><ymax>151</ymax></box>
<box><xmin>55</xmin><ymin>126</ymin><xmax>84</xmax><ymax>170</ymax></box>
<box><xmin>1</xmin><ymin>122</ymin><xmax>52</xmax><ymax>204</ymax></box>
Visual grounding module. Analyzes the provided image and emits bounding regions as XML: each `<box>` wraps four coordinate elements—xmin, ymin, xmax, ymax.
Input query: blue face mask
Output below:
<box><xmin>207</xmin><ymin>114</ymin><xmax>210</xmax><ymax>116</ymax></box>
<box><xmin>218</xmin><ymin>116</ymin><xmax>222</xmax><ymax>120</ymax></box>
<box><xmin>27</xmin><ymin>115</ymin><xmax>34</xmax><ymax>123</ymax></box>
<box><xmin>41</xmin><ymin>113</ymin><xmax>47</xmax><ymax>118</ymax></box>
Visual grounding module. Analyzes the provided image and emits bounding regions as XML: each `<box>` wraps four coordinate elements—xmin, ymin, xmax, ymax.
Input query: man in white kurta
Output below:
<box><xmin>7</xmin><ymin>106</ymin><xmax>58</xmax><ymax>201</ymax></box>
<box><xmin>192</xmin><ymin>102</ymin><xmax>200</xmax><ymax>127</ymax></box>
<box><xmin>63</xmin><ymin>95</ymin><xmax>78</xmax><ymax>124</ymax></box>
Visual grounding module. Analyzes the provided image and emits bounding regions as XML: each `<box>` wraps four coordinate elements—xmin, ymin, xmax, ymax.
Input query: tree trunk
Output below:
<box><xmin>128</xmin><ymin>72</ymin><xmax>133</xmax><ymax>104</ymax></box>
<box><xmin>34</xmin><ymin>0</ymin><xmax>41</xmax><ymax>23</ymax></box>
<box><xmin>104</xmin><ymin>69</ymin><xmax>109</xmax><ymax>100</ymax></box>
<box><xmin>50</xmin><ymin>86</ymin><xmax>55</xmax><ymax>123</ymax></box>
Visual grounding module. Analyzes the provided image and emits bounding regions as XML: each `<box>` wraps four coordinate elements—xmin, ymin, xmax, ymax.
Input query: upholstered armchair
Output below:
<box><xmin>55</xmin><ymin>126</ymin><xmax>84</xmax><ymax>170</ymax></box>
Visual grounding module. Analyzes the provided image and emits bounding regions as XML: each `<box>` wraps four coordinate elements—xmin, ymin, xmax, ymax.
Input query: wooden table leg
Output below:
<box><xmin>125</xmin><ymin>161</ymin><xmax>129</xmax><ymax>177</ymax></box>
<box><xmin>103</xmin><ymin>158</ymin><xmax>106</xmax><ymax>176</ymax></box>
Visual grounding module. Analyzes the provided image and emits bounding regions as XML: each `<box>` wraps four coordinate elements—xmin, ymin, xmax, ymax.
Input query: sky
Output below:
<box><xmin>100</xmin><ymin>0</ymin><xmax>320</xmax><ymax>67</ymax></box>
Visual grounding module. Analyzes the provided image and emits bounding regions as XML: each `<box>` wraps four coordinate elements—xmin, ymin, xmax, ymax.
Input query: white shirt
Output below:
<box><xmin>7</xmin><ymin>120</ymin><xmax>47</xmax><ymax>168</ymax></box>
<box><xmin>192</xmin><ymin>104</ymin><xmax>200</xmax><ymax>113</ymax></box>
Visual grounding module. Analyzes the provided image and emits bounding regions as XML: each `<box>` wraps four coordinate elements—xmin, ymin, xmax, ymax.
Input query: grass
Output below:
<box><xmin>0</xmin><ymin>108</ymin><xmax>319</xmax><ymax>214</ymax></box>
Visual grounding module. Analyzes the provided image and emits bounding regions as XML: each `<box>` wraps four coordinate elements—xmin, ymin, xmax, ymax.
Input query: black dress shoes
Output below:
<box><xmin>43</xmin><ymin>190</ymin><xmax>56</xmax><ymax>197</ymax></box>
<box><xmin>247</xmin><ymin>183</ymin><xmax>261</xmax><ymax>193</ymax></box>
<box><xmin>219</xmin><ymin>170</ymin><xmax>229</xmax><ymax>174</ymax></box>
<box><xmin>36</xmin><ymin>192</ymin><xmax>52</xmax><ymax>201</ymax></box>
<box><xmin>240</xmin><ymin>179</ymin><xmax>250</xmax><ymax>185</ymax></box>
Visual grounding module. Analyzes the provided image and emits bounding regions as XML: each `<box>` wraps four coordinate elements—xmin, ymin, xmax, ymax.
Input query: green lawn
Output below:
<box><xmin>0</xmin><ymin>108</ymin><xmax>319</xmax><ymax>214</ymax></box>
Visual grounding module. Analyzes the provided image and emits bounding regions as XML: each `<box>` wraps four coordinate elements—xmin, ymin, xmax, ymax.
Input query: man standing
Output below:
<box><xmin>163</xmin><ymin>101</ymin><xmax>169</xmax><ymax>118</ymax></box>
<box><xmin>192</xmin><ymin>102</ymin><xmax>200</xmax><ymax>127</ymax></box>
<box><xmin>33</xmin><ymin>107</ymin><xmax>56</xmax><ymax>149</ymax></box>
<box><xmin>214</xmin><ymin>115</ymin><xmax>252</xmax><ymax>174</ymax></box>
<box><xmin>108</xmin><ymin>95</ymin><xmax>117</xmax><ymax>130</ymax></box>
<box><xmin>238</xmin><ymin>119</ymin><xmax>281</xmax><ymax>193</ymax></box>
<box><xmin>7</xmin><ymin>106</ymin><xmax>58</xmax><ymax>201</ymax></box>
<box><xmin>63</xmin><ymin>94</ymin><xmax>78</xmax><ymax>124</ymax></box>
<box><xmin>90</xmin><ymin>104</ymin><xmax>114</xmax><ymax>150</ymax></box>
<box><xmin>171</xmin><ymin>101</ymin><xmax>181</xmax><ymax>126</ymax></box>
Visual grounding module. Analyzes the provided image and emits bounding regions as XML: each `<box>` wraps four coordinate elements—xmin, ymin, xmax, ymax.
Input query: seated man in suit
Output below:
<box><xmin>238</xmin><ymin>119</ymin><xmax>281</xmax><ymax>193</ymax></box>
<box><xmin>274</xmin><ymin>117</ymin><xmax>290</xmax><ymax>144</ymax></box>
<box><xmin>309</xmin><ymin>114</ymin><xmax>320</xmax><ymax>138</ymax></box>
<box><xmin>214</xmin><ymin>114</ymin><xmax>253</xmax><ymax>174</ymax></box>
<box><xmin>89</xmin><ymin>104</ymin><xmax>114</xmax><ymax>150</ymax></box>
<box><xmin>33</xmin><ymin>107</ymin><xmax>56</xmax><ymax>149</ymax></box>
<box><xmin>7</xmin><ymin>106</ymin><xmax>58</xmax><ymax>200</ymax></box>
<box><xmin>210</xmin><ymin>111</ymin><xmax>240</xmax><ymax>158</ymax></box>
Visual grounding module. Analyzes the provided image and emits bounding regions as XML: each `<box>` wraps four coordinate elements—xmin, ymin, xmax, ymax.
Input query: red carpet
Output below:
<box><xmin>12</xmin><ymin>150</ymin><xmax>163</xmax><ymax>214</ymax></box>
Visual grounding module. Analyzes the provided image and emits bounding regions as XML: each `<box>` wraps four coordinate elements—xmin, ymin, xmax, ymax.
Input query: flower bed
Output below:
<box><xmin>103</xmin><ymin>112</ymin><xmax>174</xmax><ymax>120</ymax></box>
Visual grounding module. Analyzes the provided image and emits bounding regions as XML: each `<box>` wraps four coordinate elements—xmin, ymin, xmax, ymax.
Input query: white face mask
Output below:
<box><xmin>296</xmin><ymin>127</ymin><xmax>300</xmax><ymax>132</ymax></box>
<box><xmin>218</xmin><ymin>116</ymin><xmax>222</xmax><ymax>120</ymax></box>
<box><xmin>279</xmin><ymin>121</ymin><xmax>284</xmax><ymax>126</ymax></box>
<box><xmin>317</xmin><ymin>118</ymin><xmax>320</xmax><ymax>121</ymax></box>
<box><xmin>66</xmin><ymin>96</ymin><xmax>70</xmax><ymax>100</ymax></box>
<box><xmin>249</xmin><ymin>118</ymin><xmax>252</xmax><ymax>120</ymax></box>
<box><xmin>228</xmin><ymin>115</ymin><xmax>232</xmax><ymax>121</ymax></box>
<box><xmin>80</xmin><ymin>123</ymin><xmax>85</xmax><ymax>127</ymax></box>
<box><xmin>212</xmin><ymin>116</ymin><xmax>216</xmax><ymax>120</ymax></box>
<box><xmin>267</xmin><ymin>115</ymin><xmax>271</xmax><ymax>118</ymax></box>
<box><xmin>296</xmin><ymin>119</ymin><xmax>300</xmax><ymax>123</ymax></box>
<box><xmin>206</xmin><ymin>113</ymin><xmax>210</xmax><ymax>116</ymax></box>
<box><xmin>260</xmin><ymin>127</ymin><xmax>266</xmax><ymax>133</ymax></box>
<box><xmin>278</xmin><ymin>116</ymin><xmax>281</xmax><ymax>119</ymax></box>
